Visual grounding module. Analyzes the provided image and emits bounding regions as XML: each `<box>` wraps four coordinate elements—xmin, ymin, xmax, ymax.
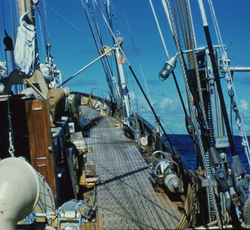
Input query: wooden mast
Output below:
<box><xmin>18</xmin><ymin>0</ymin><xmax>35</xmax><ymax>26</ymax></box>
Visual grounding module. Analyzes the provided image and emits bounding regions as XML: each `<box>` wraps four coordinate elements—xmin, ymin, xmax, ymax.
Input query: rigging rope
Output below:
<box><xmin>81</xmin><ymin>0</ymin><xmax>120</xmax><ymax>102</ymax></box>
<box><xmin>37</xmin><ymin>6</ymin><xmax>46</xmax><ymax>60</ymax></box>
<box><xmin>39</xmin><ymin>0</ymin><xmax>49</xmax><ymax>59</ymax></box>
<box><xmin>83</xmin><ymin>1</ymin><xmax>102</xmax><ymax>50</ymax></box>
<box><xmin>101</xmin><ymin>0</ymin><xmax>113</xmax><ymax>45</ymax></box>
<box><xmin>135</xmin><ymin>103</ymin><xmax>176</xmax><ymax>135</ymax></box>
<box><xmin>99</xmin><ymin>0</ymin><xmax>121</xmax><ymax>99</ymax></box>
<box><xmin>181</xmin><ymin>0</ymin><xmax>201</xmax><ymax>165</ymax></box>
<box><xmin>188</xmin><ymin>22</ymin><xmax>208</xmax><ymax>132</ymax></box>
<box><xmin>185</xmin><ymin>0</ymin><xmax>197</xmax><ymax>48</ymax></box>
<box><xmin>150</xmin><ymin>0</ymin><xmax>200</xmax><ymax>162</ymax></box>
<box><xmin>207</xmin><ymin>0</ymin><xmax>224</xmax><ymax>57</ymax></box>
<box><xmin>149</xmin><ymin>0</ymin><xmax>169</xmax><ymax>59</ymax></box>
<box><xmin>93</xmin><ymin>0</ymin><xmax>140</xmax><ymax>137</ymax></box>
<box><xmin>149</xmin><ymin>0</ymin><xmax>188</xmax><ymax>118</ymax></box>
<box><xmin>180</xmin><ymin>0</ymin><xmax>193</xmax><ymax>68</ymax></box>
<box><xmin>45</xmin><ymin>2</ymin><xmax>92</xmax><ymax>39</ymax></box>
<box><xmin>0</xmin><ymin>42</ymin><xmax>3</xmax><ymax>62</ymax></box>
<box><xmin>176</xmin><ymin>0</ymin><xmax>209</xmax><ymax>144</ymax></box>
<box><xmin>187</xmin><ymin>0</ymin><xmax>219</xmax><ymax>219</ymax></box>
<box><xmin>92</xmin><ymin>0</ymin><xmax>177</xmax><ymax>152</ymax></box>
<box><xmin>173</xmin><ymin>0</ymin><xmax>192</xmax><ymax>69</ymax></box>
<box><xmin>10</xmin><ymin>0</ymin><xmax>16</xmax><ymax>45</ymax></box>
<box><xmin>2</xmin><ymin>0</ymin><xmax>5</xmax><ymax>30</ymax></box>
<box><xmin>119</xmin><ymin>0</ymin><xmax>153</xmax><ymax>105</ymax></box>
<box><xmin>1</xmin><ymin>0</ymin><xmax>5</xmax><ymax>61</ymax></box>
<box><xmin>36</xmin><ymin>8</ymin><xmax>62</xmax><ymax>83</ymax></box>
<box><xmin>207</xmin><ymin>0</ymin><xmax>250</xmax><ymax>167</ymax></box>
<box><xmin>180</xmin><ymin>0</ymin><xmax>190</xmax><ymax>51</ymax></box>
<box><xmin>110</xmin><ymin>0</ymin><xmax>120</xmax><ymax>36</ymax></box>
<box><xmin>91</xmin><ymin>0</ymin><xmax>103</xmax><ymax>45</ymax></box>
<box><xmin>163</xmin><ymin>0</ymin><xmax>222</xmax><ymax>227</ymax></box>
<box><xmin>185</xmin><ymin>0</ymin><xmax>195</xmax><ymax>68</ymax></box>
<box><xmin>174</xmin><ymin>0</ymin><xmax>187</xmax><ymax>51</ymax></box>
<box><xmin>41</xmin><ymin>0</ymin><xmax>48</xmax><ymax>44</ymax></box>
<box><xmin>173</xmin><ymin>0</ymin><xmax>208</xmax><ymax>131</ymax></box>
<box><xmin>152</xmin><ymin>0</ymin><xmax>199</xmax><ymax>163</ymax></box>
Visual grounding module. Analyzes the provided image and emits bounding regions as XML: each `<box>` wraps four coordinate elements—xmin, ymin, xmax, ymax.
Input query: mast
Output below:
<box><xmin>197</xmin><ymin>0</ymin><xmax>236</xmax><ymax>156</ymax></box>
<box><xmin>114</xmin><ymin>46</ymin><xmax>132</xmax><ymax>126</ymax></box>
<box><xmin>82</xmin><ymin>0</ymin><xmax>120</xmax><ymax>102</ymax></box>
<box><xmin>101</xmin><ymin>1</ymin><xmax>141</xmax><ymax>141</ymax></box>
<box><xmin>19</xmin><ymin>0</ymin><xmax>35</xmax><ymax>25</ymax></box>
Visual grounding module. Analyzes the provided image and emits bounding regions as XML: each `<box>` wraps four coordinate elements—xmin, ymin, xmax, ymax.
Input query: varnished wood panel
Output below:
<box><xmin>26</xmin><ymin>100</ymin><xmax>56</xmax><ymax>196</ymax></box>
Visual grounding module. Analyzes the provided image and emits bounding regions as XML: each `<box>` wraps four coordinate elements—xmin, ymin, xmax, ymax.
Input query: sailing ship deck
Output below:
<box><xmin>81</xmin><ymin>106</ymin><xmax>182</xmax><ymax>229</ymax></box>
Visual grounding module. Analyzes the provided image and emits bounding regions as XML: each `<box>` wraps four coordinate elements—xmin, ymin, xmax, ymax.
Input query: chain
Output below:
<box><xmin>226</xmin><ymin>71</ymin><xmax>250</xmax><ymax>166</ymax></box>
<box><xmin>190</xmin><ymin>177</ymin><xmax>198</xmax><ymax>228</ymax></box>
<box><xmin>165</xmin><ymin>0</ymin><xmax>222</xmax><ymax>227</ymax></box>
<box><xmin>8</xmin><ymin>129</ymin><xmax>15</xmax><ymax>157</ymax></box>
<box><xmin>186</xmin><ymin>10</ymin><xmax>208</xmax><ymax>128</ymax></box>
<box><xmin>242</xmin><ymin>222</ymin><xmax>250</xmax><ymax>229</ymax></box>
<box><xmin>7</xmin><ymin>97</ymin><xmax>15</xmax><ymax>157</ymax></box>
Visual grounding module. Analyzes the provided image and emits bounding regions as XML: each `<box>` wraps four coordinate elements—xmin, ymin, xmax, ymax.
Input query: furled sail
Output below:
<box><xmin>0</xmin><ymin>62</ymin><xmax>7</xmax><ymax>79</ymax></box>
<box><xmin>14</xmin><ymin>10</ymin><xmax>39</xmax><ymax>78</ymax></box>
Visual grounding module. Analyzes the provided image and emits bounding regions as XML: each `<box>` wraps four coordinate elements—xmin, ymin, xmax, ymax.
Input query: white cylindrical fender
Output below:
<box><xmin>0</xmin><ymin>157</ymin><xmax>40</xmax><ymax>230</ymax></box>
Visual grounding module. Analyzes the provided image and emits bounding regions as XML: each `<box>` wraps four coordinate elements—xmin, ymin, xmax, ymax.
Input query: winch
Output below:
<box><xmin>148</xmin><ymin>150</ymin><xmax>183</xmax><ymax>193</ymax></box>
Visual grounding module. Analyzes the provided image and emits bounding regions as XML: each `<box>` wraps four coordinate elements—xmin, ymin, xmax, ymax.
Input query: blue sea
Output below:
<box><xmin>168</xmin><ymin>134</ymin><xmax>250</xmax><ymax>174</ymax></box>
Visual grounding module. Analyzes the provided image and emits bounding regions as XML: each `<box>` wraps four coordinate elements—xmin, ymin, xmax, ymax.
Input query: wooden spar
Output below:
<box><xmin>10</xmin><ymin>0</ymin><xmax>16</xmax><ymax>44</ymax></box>
<box><xmin>18</xmin><ymin>0</ymin><xmax>35</xmax><ymax>25</ymax></box>
<box><xmin>18</xmin><ymin>0</ymin><xmax>26</xmax><ymax>18</ymax></box>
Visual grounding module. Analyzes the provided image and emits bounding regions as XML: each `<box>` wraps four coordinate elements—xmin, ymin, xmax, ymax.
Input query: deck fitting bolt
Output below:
<box><xmin>48</xmin><ymin>146</ymin><xmax>53</xmax><ymax>154</ymax></box>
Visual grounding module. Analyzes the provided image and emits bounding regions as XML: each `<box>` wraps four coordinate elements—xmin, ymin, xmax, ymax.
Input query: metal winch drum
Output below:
<box><xmin>150</xmin><ymin>150</ymin><xmax>183</xmax><ymax>193</ymax></box>
<box><xmin>164</xmin><ymin>173</ymin><xmax>183</xmax><ymax>193</ymax></box>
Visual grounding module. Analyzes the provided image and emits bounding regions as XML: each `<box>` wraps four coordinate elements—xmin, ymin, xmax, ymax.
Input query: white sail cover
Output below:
<box><xmin>14</xmin><ymin>11</ymin><xmax>38</xmax><ymax>77</ymax></box>
<box><xmin>0</xmin><ymin>62</ymin><xmax>7</xmax><ymax>80</ymax></box>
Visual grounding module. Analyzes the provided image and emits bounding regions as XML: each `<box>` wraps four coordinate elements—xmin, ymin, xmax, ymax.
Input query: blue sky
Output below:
<box><xmin>1</xmin><ymin>0</ymin><xmax>250</xmax><ymax>135</ymax></box>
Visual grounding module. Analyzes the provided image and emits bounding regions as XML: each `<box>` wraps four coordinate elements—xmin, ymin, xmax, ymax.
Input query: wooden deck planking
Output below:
<box><xmin>125</xmin><ymin>143</ymin><xmax>172</xmax><ymax>229</ymax></box>
<box><xmin>119</xmin><ymin>159</ymin><xmax>158</xmax><ymax>229</ymax></box>
<box><xmin>85</xmin><ymin>127</ymin><xmax>181</xmax><ymax>229</ymax></box>
<box><xmin>127</xmin><ymin>158</ymin><xmax>169</xmax><ymax>229</ymax></box>
<box><xmin>129</xmin><ymin>150</ymin><xmax>179</xmax><ymax>229</ymax></box>
<box><xmin>107</xmin><ymin>132</ymin><xmax>154</xmax><ymax>229</ymax></box>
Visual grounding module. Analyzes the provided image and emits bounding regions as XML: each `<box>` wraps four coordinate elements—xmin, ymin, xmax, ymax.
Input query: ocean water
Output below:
<box><xmin>168</xmin><ymin>134</ymin><xmax>250</xmax><ymax>174</ymax></box>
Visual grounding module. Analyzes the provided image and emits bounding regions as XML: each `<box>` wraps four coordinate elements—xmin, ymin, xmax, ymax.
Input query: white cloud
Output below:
<box><xmin>159</xmin><ymin>98</ymin><xmax>176</xmax><ymax>111</ymax></box>
<box><xmin>239</xmin><ymin>99</ymin><xmax>250</xmax><ymax>120</ymax></box>
<box><xmin>129</xmin><ymin>91</ymin><xmax>136</xmax><ymax>101</ymax></box>
<box><xmin>240</xmin><ymin>99</ymin><xmax>248</xmax><ymax>111</ymax></box>
<box><xmin>243</xmin><ymin>124</ymin><xmax>250</xmax><ymax>132</ymax></box>
<box><xmin>157</xmin><ymin>97</ymin><xmax>180</xmax><ymax>113</ymax></box>
<box><xmin>129</xmin><ymin>92</ymin><xmax>187</xmax><ymax>134</ymax></box>
<box><xmin>232</xmin><ymin>99</ymin><xmax>250</xmax><ymax>136</ymax></box>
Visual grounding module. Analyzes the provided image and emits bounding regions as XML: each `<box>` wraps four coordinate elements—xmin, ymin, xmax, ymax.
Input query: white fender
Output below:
<box><xmin>0</xmin><ymin>157</ymin><xmax>40</xmax><ymax>230</ymax></box>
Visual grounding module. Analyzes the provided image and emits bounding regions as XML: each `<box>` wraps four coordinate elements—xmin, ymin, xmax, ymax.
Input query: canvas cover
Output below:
<box><xmin>14</xmin><ymin>11</ymin><xmax>39</xmax><ymax>78</ymax></box>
